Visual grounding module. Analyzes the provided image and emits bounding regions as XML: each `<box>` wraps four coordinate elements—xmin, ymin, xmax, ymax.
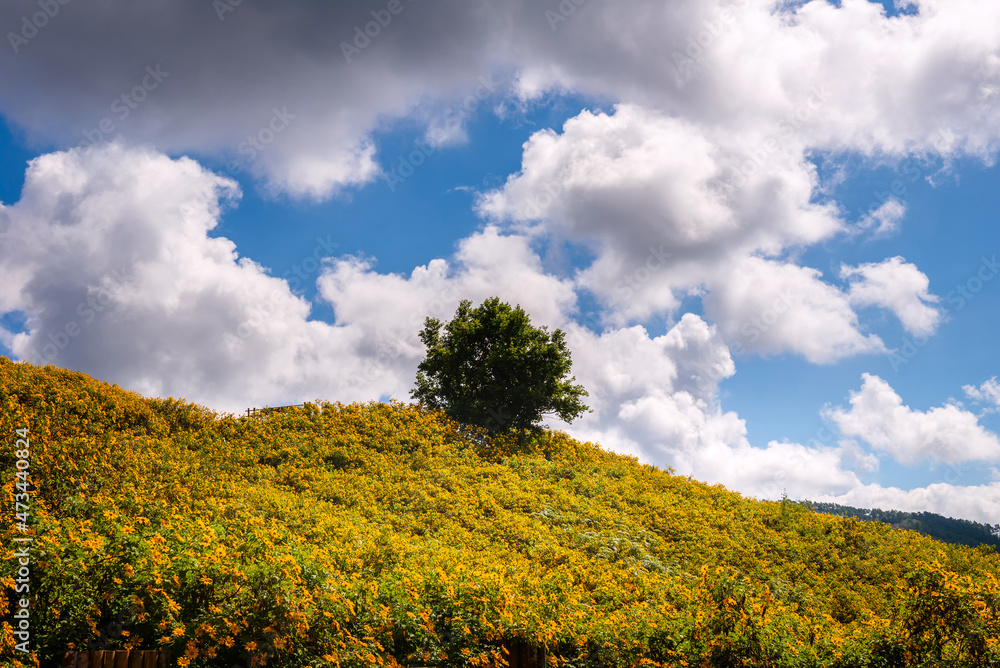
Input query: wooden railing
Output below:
<box><xmin>61</xmin><ymin>650</ymin><xmax>166</xmax><ymax>668</ymax></box>
<box><xmin>244</xmin><ymin>404</ymin><xmax>305</xmax><ymax>418</ymax></box>
<box><xmin>505</xmin><ymin>640</ymin><xmax>547</xmax><ymax>668</ymax></box>
<box><xmin>61</xmin><ymin>637</ymin><xmax>539</xmax><ymax>667</ymax></box>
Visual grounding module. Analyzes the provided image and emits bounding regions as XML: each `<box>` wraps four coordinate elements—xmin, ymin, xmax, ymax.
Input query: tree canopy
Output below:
<box><xmin>410</xmin><ymin>297</ymin><xmax>589</xmax><ymax>435</ymax></box>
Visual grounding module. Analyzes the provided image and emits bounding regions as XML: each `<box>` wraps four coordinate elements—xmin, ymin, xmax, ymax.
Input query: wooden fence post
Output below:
<box><xmin>62</xmin><ymin>650</ymin><xmax>165</xmax><ymax>668</ymax></box>
<box><xmin>504</xmin><ymin>640</ymin><xmax>546</xmax><ymax>668</ymax></box>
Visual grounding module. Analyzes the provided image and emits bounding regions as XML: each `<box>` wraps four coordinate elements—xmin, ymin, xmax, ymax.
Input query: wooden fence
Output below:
<box><xmin>244</xmin><ymin>404</ymin><xmax>305</xmax><ymax>418</ymax></box>
<box><xmin>62</xmin><ymin>642</ymin><xmax>546</xmax><ymax>668</ymax></box>
<box><xmin>505</xmin><ymin>640</ymin><xmax>547</xmax><ymax>668</ymax></box>
<box><xmin>60</xmin><ymin>643</ymin><xmax>541</xmax><ymax>668</ymax></box>
<box><xmin>61</xmin><ymin>650</ymin><xmax>166</xmax><ymax>668</ymax></box>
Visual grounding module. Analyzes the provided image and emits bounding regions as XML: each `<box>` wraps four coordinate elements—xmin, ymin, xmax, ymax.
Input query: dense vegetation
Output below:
<box><xmin>412</xmin><ymin>298</ymin><xmax>589</xmax><ymax>435</ymax></box>
<box><xmin>1</xmin><ymin>358</ymin><xmax>999</xmax><ymax>667</ymax></box>
<box><xmin>807</xmin><ymin>501</ymin><xmax>1000</xmax><ymax>551</ymax></box>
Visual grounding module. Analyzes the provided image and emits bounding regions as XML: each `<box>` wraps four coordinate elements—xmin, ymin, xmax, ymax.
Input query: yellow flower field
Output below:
<box><xmin>1</xmin><ymin>358</ymin><xmax>998</xmax><ymax>667</ymax></box>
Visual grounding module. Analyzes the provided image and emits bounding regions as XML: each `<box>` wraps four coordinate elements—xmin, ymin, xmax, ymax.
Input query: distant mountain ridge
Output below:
<box><xmin>805</xmin><ymin>501</ymin><xmax>1000</xmax><ymax>551</ymax></box>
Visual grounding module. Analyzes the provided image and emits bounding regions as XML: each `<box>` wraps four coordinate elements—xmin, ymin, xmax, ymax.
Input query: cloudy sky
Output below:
<box><xmin>2</xmin><ymin>0</ymin><xmax>999</xmax><ymax>523</ymax></box>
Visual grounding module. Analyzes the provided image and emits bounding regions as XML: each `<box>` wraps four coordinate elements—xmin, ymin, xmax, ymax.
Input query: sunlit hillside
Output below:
<box><xmin>1</xmin><ymin>358</ymin><xmax>998</xmax><ymax>667</ymax></box>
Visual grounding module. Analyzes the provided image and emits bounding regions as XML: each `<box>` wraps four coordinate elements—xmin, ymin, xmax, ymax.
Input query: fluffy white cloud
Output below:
<box><xmin>315</xmin><ymin>226</ymin><xmax>580</xmax><ymax>395</ymax></box>
<box><xmin>824</xmin><ymin>373</ymin><xmax>1000</xmax><ymax>464</ymax></box>
<box><xmin>2</xmin><ymin>0</ymin><xmax>995</xmax><ymax>375</ymax></box>
<box><xmin>2</xmin><ymin>0</ymin><xmax>1000</xmax><ymax>201</ymax></box>
<box><xmin>712</xmin><ymin>439</ymin><xmax>866</xmax><ymax>500</ymax></box>
<box><xmin>817</xmin><ymin>480</ymin><xmax>1000</xmax><ymax>526</ymax></box>
<box><xmin>478</xmin><ymin>103</ymin><xmax>841</xmax><ymax>266</ymax></box>
<box><xmin>841</xmin><ymin>256</ymin><xmax>941</xmax><ymax>336</ymax></box>
<box><xmin>0</xmin><ymin>3</ymin><xmax>512</xmax><ymax>199</ymax></box>
<box><xmin>539</xmin><ymin>0</ymin><xmax>1000</xmax><ymax>159</ymax></box>
<box><xmin>0</xmin><ymin>143</ymin><xmax>351</xmax><ymax>409</ymax></box>
<box><xmin>0</xmin><ymin>143</ymin><xmax>581</xmax><ymax>412</ymax></box>
<box><xmin>476</xmin><ymin>0</ymin><xmax>1000</xmax><ymax>370</ymax></box>
<box><xmin>560</xmin><ymin>314</ymin><xmax>867</xmax><ymax>499</ymax></box>
<box><xmin>703</xmin><ymin>256</ymin><xmax>885</xmax><ymax>363</ymax></box>
<box><xmin>854</xmin><ymin>198</ymin><xmax>907</xmax><ymax>238</ymax></box>
<box><xmin>964</xmin><ymin>377</ymin><xmax>1000</xmax><ymax>410</ymax></box>
<box><xmin>561</xmin><ymin>315</ymin><xmax>741</xmax><ymax>461</ymax></box>
<box><xmin>476</xmin><ymin>104</ymin><xmax>862</xmax><ymax>357</ymax></box>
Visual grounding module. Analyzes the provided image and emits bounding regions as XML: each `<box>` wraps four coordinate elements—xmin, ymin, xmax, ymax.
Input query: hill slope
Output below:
<box><xmin>806</xmin><ymin>501</ymin><xmax>1000</xmax><ymax>551</ymax></box>
<box><xmin>1</xmin><ymin>358</ymin><xmax>999</xmax><ymax>668</ymax></box>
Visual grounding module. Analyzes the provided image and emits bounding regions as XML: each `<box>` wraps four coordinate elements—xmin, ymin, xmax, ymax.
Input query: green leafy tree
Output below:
<box><xmin>410</xmin><ymin>297</ymin><xmax>589</xmax><ymax>435</ymax></box>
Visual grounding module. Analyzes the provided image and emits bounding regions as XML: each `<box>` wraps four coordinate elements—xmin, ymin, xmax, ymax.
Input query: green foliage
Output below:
<box><xmin>806</xmin><ymin>501</ymin><xmax>1000</xmax><ymax>551</ymax></box>
<box><xmin>411</xmin><ymin>297</ymin><xmax>589</xmax><ymax>436</ymax></box>
<box><xmin>2</xmin><ymin>358</ymin><xmax>1000</xmax><ymax>668</ymax></box>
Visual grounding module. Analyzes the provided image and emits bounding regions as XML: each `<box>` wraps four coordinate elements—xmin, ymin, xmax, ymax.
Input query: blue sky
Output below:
<box><xmin>2</xmin><ymin>0</ymin><xmax>1000</xmax><ymax>522</ymax></box>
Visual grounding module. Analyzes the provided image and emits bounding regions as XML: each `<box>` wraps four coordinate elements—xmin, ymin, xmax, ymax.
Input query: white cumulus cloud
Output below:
<box><xmin>824</xmin><ymin>373</ymin><xmax>1000</xmax><ymax>465</ymax></box>
<box><xmin>964</xmin><ymin>377</ymin><xmax>1000</xmax><ymax>411</ymax></box>
<box><xmin>703</xmin><ymin>256</ymin><xmax>886</xmax><ymax>363</ymax></box>
<box><xmin>842</xmin><ymin>256</ymin><xmax>942</xmax><ymax>336</ymax></box>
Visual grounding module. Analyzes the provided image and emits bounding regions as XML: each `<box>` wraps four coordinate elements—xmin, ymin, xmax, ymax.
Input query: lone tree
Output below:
<box><xmin>411</xmin><ymin>297</ymin><xmax>589</xmax><ymax>435</ymax></box>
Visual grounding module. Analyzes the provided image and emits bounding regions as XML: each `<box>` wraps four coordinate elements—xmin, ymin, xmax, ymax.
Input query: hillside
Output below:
<box><xmin>1</xmin><ymin>358</ymin><xmax>999</xmax><ymax>667</ymax></box>
<box><xmin>806</xmin><ymin>501</ymin><xmax>1000</xmax><ymax>551</ymax></box>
